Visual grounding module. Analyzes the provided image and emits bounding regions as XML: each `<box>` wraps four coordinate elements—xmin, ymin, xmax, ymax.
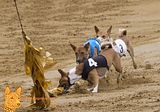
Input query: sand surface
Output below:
<box><xmin>0</xmin><ymin>0</ymin><xmax>160</xmax><ymax>111</ymax></box>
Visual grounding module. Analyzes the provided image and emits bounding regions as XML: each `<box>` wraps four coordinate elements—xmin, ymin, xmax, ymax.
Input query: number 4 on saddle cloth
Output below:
<box><xmin>83</xmin><ymin>38</ymin><xmax>101</xmax><ymax>58</ymax></box>
<box><xmin>82</xmin><ymin>55</ymin><xmax>109</xmax><ymax>80</ymax></box>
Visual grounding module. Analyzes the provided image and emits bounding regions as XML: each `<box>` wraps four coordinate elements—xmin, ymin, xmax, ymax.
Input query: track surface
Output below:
<box><xmin>0</xmin><ymin>0</ymin><xmax>160</xmax><ymax>112</ymax></box>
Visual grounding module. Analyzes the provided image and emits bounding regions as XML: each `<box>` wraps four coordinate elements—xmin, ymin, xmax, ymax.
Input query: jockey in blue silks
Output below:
<box><xmin>83</xmin><ymin>37</ymin><xmax>101</xmax><ymax>58</ymax></box>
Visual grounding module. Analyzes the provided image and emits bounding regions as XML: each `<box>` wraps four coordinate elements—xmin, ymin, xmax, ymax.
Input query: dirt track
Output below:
<box><xmin>0</xmin><ymin>0</ymin><xmax>160</xmax><ymax>112</ymax></box>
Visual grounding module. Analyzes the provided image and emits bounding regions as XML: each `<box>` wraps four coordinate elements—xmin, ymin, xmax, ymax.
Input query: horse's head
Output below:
<box><xmin>94</xmin><ymin>26</ymin><xmax>113</xmax><ymax>49</ymax></box>
<box><xmin>69</xmin><ymin>42</ymin><xmax>90</xmax><ymax>64</ymax></box>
